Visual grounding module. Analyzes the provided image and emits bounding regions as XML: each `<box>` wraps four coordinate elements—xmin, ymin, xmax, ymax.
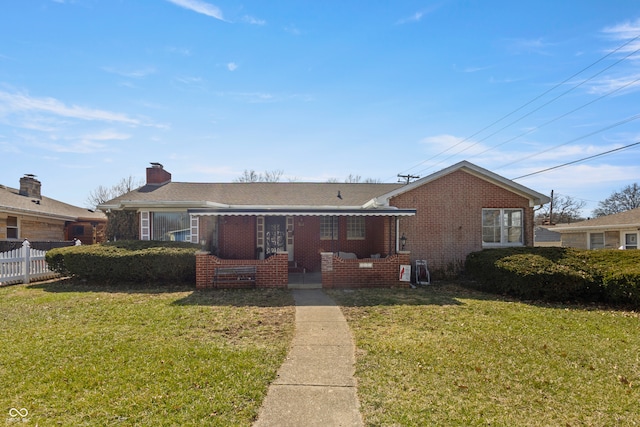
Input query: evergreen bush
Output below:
<box><xmin>46</xmin><ymin>241</ymin><xmax>199</xmax><ymax>284</ymax></box>
<box><xmin>465</xmin><ymin>247</ymin><xmax>639</xmax><ymax>307</ymax></box>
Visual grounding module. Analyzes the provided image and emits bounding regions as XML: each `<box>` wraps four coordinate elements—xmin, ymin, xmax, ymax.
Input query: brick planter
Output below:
<box><xmin>321</xmin><ymin>251</ymin><xmax>411</xmax><ymax>288</ymax></box>
<box><xmin>196</xmin><ymin>252</ymin><xmax>288</xmax><ymax>289</ymax></box>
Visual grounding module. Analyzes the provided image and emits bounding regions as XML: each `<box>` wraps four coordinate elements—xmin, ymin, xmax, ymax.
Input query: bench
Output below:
<box><xmin>213</xmin><ymin>265</ymin><xmax>257</xmax><ymax>288</ymax></box>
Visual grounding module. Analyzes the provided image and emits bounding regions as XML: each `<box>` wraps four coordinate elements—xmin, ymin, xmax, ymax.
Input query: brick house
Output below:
<box><xmin>0</xmin><ymin>174</ymin><xmax>107</xmax><ymax>248</ymax></box>
<box><xmin>554</xmin><ymin>207</ymin><xmax>640</xmax><ymax>250</ymax></box>
<box><xmin>99</xmin><ymin>161</ymin><xmax>548</xmax><ymax>288</ymax></box>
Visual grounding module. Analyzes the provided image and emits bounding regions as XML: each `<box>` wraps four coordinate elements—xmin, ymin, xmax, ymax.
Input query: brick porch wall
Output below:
<box><xmin>196</xmin><ymin>251</ymin><xmax>288</xmax><ymax>289</ymax></box>
<box><xmin>321</xmin><ymin>251</ymin><xmax>411</xmax><ymax>288</ymax></box>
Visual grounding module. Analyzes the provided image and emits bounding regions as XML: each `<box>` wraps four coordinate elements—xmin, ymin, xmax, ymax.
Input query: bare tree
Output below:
<box><xmin>326</xmin><ymin>175</ymin><xmax>381</xmax><ymax>183</ymax></box>
<box><xmin>234</xmin><ymin>169</ymin><xmax>283</xmax><ymax>183</ymax></box>
<box><xmin>263</xmin><ymin>169</ymin><xmax>284</xmax><ymax>182</ymax></box>
<box><xmin>593</xmin><ymin>183</ymin><xmax>640</xmax><ymax>217</ymax></box>
<box><xmin>536</xmin><ymin>192</ymin><xmax>586</xmax><ymax>224</ymax></box>
<box><xmin>86</xmin><ymin>175</ymin><xmax>144</xmax><ymax>209</ymax></box>
<box><xmin>86</xmin><ymin>175</ymin><xmax>144</xmax><ymax>241</ymax></box>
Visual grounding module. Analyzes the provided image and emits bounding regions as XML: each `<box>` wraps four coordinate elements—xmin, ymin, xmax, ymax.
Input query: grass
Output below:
<box><xmin>0</xmin><ymin>280</ymin><xmax>295</xmax><ymax>426</ymax></box>
<box><xmin>328</xmin><ymin>284</ymin><xmax>640</xmax><ymax>427</ymax></box>
<box><xmin>3</xmin><ymin>279</ymin><xmax>639</xmax><ymax>426</ymax></box>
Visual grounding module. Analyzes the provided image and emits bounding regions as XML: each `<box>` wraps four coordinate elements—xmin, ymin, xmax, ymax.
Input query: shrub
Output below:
<box><xmin>46</xmin><ymin>241</ymin><xmax>199</xmax><ymax>285</ymax></box>
<box><xmin>465</xmin><ymin>247</ymin><xmax>640</xmax><ymax>307</ymax></box>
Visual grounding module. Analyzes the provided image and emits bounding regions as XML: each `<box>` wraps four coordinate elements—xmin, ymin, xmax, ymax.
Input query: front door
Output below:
<box><xmin>265</xmin><ymin>217</ymin><xmax>286</xmax><ymax>257</ymax></box>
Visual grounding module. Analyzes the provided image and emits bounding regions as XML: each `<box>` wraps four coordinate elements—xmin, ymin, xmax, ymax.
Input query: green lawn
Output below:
<box><xmin>3</xmin><ymin>280</ymin><xmax>638</xmax><ymax>426</ymax></box>
<box><xmin>0</xmin><ymin>281</ymin><xmax>295</xmax><ymax>426</ymax></box>
<box><xmin>328</xmin><ymin>285</ymin><xmax>640</xmax><ymax>427</ymax></box>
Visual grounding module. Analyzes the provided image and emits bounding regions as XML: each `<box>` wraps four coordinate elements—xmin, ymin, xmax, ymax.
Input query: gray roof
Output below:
<box><xmin>101</xmin><ymin>182</ymin><xmax>405</xmax><ymax>210</ymax></box>
<box><xmin>99</xmin><ymin>161</ymin><xmax>549</xmax><ymax>214</ymax></box>
<box><xmin>555</xmin><ymin>207</ymin><xmax>640</xmax><ymax>232</ymax></box>
<box><xmin>534</xmin><ymin>226</ymin><xmax>561</xmax><ymax>242</ymax></box>
<box><xmin>0</xmin><ymin>184</ymin><xmax>106</xmax><ymax>222</ymax></box>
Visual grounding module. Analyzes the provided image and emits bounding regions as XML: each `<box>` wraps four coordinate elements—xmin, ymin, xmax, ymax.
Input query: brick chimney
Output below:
<box><xmin>146</xmin><ymin>162</ymin><xmax>171</xmax><ymax>185</ymax></box>
<box><xmin>19</xmin><ymin>174</ymin><xmax>42</xmax><ymax>199</ymax></box>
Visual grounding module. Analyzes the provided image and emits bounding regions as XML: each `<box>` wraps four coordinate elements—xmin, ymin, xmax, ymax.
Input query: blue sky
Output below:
<box><xmin>1</xmin><ymin>1</ymin><xmax>639</xmax><ymax>215</ymax></box>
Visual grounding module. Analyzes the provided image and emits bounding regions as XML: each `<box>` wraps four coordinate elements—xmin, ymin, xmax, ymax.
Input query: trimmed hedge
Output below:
<box><xmin>465</xmin><ymin>247</ymin><xmax>640</xmax><ymax>307</ymax></box>
<box><xmin>46</xmin><ymin>241</ymin><xmax>200</xmax><ymax>284</ymax></box>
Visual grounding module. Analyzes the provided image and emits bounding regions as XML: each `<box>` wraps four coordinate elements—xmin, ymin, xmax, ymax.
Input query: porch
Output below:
<box><xmin>195</xmin><ymin>251</ymin><xmax>412</xmax><ymax>289</ymax></box>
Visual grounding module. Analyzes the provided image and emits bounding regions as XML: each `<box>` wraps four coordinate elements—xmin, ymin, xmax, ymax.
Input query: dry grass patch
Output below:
<box><xmin>328</xmin><ymin>284</ymin><xmax>640</xmax><ymax>426</ymax></box>
<box><xmin>0</xmin><ymin>280</ymin><xmax>295</xmax><ymax>426</ymax></box>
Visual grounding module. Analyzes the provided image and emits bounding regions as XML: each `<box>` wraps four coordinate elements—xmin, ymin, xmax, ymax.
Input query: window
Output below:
<box><xmin>589</xmin><ymin>233</ymin><xmax>604</xmax><ymax>249</ymax></box>
<box><xmin>482</xmin><ymin>209</ymin><xmax>523</xmax><ymax>246</ymax></box>
<box><xmin>320</xmin><ymin>216</ymin><xmax>338</xmax><ymax>240</ymax></box>
<box><xmin>624</xmin><ymin>233</ymin><xmax>637</xmax><ymax>250</ymax></box>
<box><xmin>151</xmin><ymin>212</ymin><xmax>191</xmax><ymax>241</ymax></box>
<box><xmin>347</xmin><ymin>217</ymin><xmax>365</xmax><ymax>239</ymax></box>
<box><xmin>7</xmin><ymin>216</ymin><xmax>18</xmax><ymax>239</ymax></box>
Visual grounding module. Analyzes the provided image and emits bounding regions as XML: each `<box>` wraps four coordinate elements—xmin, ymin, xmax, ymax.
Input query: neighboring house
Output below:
<box><xmin>555</xmin><ymin>207</ymin><xmax>640</xmax><ymax>250</ymax></box>
<box><xmin>534</xmin><ymin>226</ymin><xmax>561</xmax><ymax>247</ymax></box>
<box><xmin>100</xmin><ymin>161</ymin><xmax>549</xmax><ymax>282</ymax></box>
<box><xmin>0</xmin><ymin>174</ymin><xmax>107</xmax><ymax>247</ymax></box>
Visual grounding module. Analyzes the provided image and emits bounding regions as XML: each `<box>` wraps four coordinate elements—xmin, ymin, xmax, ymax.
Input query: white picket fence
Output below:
<box><xmin>0</xmin><ymin>240</ymin><xmax>59</xmax><ymax>286</ymax></box>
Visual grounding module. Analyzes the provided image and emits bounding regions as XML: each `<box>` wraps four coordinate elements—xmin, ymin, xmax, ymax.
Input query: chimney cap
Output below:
<box><xmin>24</xmin><ymin>173</ymin><xmax>37</xmax><ymax>179</ymax></box>
<box><xmin>150</xmin><ymin>162</ymin><xmax>163</xmax><ymax>169</ymax></box>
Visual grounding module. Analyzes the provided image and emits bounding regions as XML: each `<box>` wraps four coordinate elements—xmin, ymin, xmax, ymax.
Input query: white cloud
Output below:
<box><xmin>396</xmin><ymin>6</ymin><xmax>440</xmax><ymax>25</ymax></box>
<box><xmin>587</xmin><ymin>74</ymin><xmax>640</xmax><ymax>95</ymax></box>
<box><xmin>227</xmin><ymin>62</ymin><xmax>238</xmax><ymax>71</ymax></box>
<box><xmin>505</xmin><ymin>37</ymin><xmax>555</xmax><ymax>55</ymax></box>
<box><xmin>102</xmin><ymin>66</ymin><xmax>156</xmax><ymax>78</ymax></box>
<box><xmin>166</xmin><ymin>0</ymin><xmax>224</xmax><ymax>21</ymax></box>
<box><xmin>38</xmin><ymin>139</ymin><xmax>110</xmax><ymax>154</ymax></box>
<box><xmin>242</xmin><ymin>15</ymin><xmax>266</xmax><ymax>25</ymax></box>
<box><xmin>81</xmin><ymin>130</ymin><xmax>131</xmax><ymax>141</ymax></box>
<box><xmin>420</xmin><ymin>134</ymin><xmax>490</xmax><ymax>157</ymax></box>
<box><xmin>396</xmin><ymin>12</ymin><xmax>424</xmax><ymax>25</ymax></box>
<box><xmin>602</xmin><ymin>18</ymin><xmax>640</xmax><ymax>41</ymax></box>
<box><xmin>0</xmin><ymin>90</ymin><xmax>141</xmax><ymax>125</ymax></box>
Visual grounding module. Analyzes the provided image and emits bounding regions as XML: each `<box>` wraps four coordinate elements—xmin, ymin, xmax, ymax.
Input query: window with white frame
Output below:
<box><xmin>482</xmin><ymin>209</ymin><xmax>523</xmax><ymax>246</ymax></box>
<box><xmin>625</xmin><ymin>233</ymin><xmax>638</xmax><ymax>250</ymax></box>
<box><xmin>589</xmin><ymin>232</ymin><xmax>605</xmax><ymax>249</ymax></box>
<box><xmin>151</xmin><ymin>212</ymin><xmax>191</xmax><ymax>241</ymax></box>
<box><xmin>347</xmin><ymin>216</ymin><xmax>365</xmax><ymax>240</ymax></box>
<box><xmin>320</xmin><ymin>216</ymin><xmax>338</xmax><ymax>240</ymax></box>
<box><xmin>6</xmin><ymin>216</ymin><xmax>18</xmax><ymax>239</ymax></box>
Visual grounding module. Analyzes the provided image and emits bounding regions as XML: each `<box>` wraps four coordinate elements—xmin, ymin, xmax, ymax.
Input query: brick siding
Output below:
<box><xmin>390</xmin><ymin>170</ymin><xmax>536</xmax><ymax>274</ymax></box>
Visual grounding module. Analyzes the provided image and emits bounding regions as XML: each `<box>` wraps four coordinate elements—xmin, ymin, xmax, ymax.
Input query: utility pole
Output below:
<box><xmin>549</xmin><ymin>189</ymin><xmax>554</xmax><ymax>224</ymax></box>
<box><xmin>397</xmin><ymin>174</ymin><xmax>420</xmax><ymax>184</ymax></box>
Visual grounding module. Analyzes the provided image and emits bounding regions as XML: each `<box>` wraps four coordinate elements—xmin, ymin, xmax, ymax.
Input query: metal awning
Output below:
<box><xmin>188</xmin><ymin>207</ymin><xmax>416</xmax><ymax>217</ymax></box>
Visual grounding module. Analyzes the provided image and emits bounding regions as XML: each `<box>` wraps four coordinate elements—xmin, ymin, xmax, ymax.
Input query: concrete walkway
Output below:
<box><xmin>254</xmin><ymin>289</ymin><xmax>364</xmax><ymax>427</ymax></box>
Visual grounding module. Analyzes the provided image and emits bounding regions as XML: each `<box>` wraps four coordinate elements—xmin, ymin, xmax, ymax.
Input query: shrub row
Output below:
<box><xmin>464</xmin><ymin>247</ymin><xmax>640</xmax><ymax>307</ymax></box>
<box><xmin>46</xmin><ymin>241</ymin><xmax>200</xmax><ymax>284</ymax></box>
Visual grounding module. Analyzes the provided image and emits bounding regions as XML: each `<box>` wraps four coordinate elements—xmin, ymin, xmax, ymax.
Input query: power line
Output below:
<box><xmin>498</xmin><ymin>112</ymin><xmax>640</xmax><ymax>169</ymax></box>
<box><xmin>417</xmin><ymin>42</ymin><xmax>640</xmax><ymax>177</ymax></box>
<box><xmin>512</xmin><ymin>141</ymin><xmax>640</xmax><ymax>180</ymax></box>
<box><xmin>391</xmin><ymin>33</ymin><xmax>640</xmax><ymax>181</ymax></box>
<box><xmin>477</xmin><ymin>74</ymin><xmax>640</xmax><ymax>161</ymax></box>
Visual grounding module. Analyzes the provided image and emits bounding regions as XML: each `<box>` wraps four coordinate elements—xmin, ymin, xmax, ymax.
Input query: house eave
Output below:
<box><xmin>1</xmin><ymin>206</ymin><xmax>78</xmax><ymax>222</ymax></box>
<box><xmin>555</xmin><ymin>223</ymin><xmax>640</xmax><ymax>233</ymax></box>
<box><xmin>188</xmin><ymin>207</ymin><xmax>417</xmax><ymax>217</ymax></box>
<box><xmin>373</xmin><ymin>161</ymin><xmax>550</xmax><ymax>207</ymax></box>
